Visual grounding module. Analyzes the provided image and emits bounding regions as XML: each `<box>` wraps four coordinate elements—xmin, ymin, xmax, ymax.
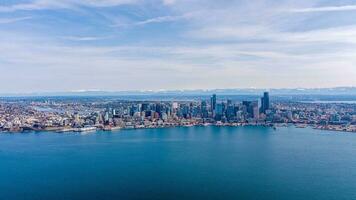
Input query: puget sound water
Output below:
<box><xmin>1</xmin><ymin>126</ymin><xmax>356</xmax><ymax>200</ymax></box>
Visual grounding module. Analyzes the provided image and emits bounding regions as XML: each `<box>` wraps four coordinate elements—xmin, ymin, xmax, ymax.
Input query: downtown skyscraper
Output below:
<box><xmin>260</xmin><ymin>92</ymin><xmax>270</xmax><ymax>114</ymax></box>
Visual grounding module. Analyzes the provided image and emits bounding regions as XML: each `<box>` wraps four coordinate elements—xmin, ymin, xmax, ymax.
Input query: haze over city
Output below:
<box><xmin>1</xmin><ymin>0</ymin><xmax>356</xmax><ymax>93</ymax></box>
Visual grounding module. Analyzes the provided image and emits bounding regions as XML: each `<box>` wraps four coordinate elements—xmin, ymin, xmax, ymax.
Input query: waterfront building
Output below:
<box><xmin>1</xmin><ymin>91</ymin><xmax>356</xmax><ymax>133</ymax></box>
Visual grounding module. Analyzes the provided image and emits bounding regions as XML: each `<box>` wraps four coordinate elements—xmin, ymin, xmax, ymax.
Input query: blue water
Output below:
<box><xmin>1</xmin><ymin>126</ymin><xmax>356</xmax><ymax>200</ymax></box>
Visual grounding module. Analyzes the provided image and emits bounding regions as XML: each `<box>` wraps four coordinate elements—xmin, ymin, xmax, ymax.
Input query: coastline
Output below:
<box><xmin>1</xmin><ymin>122</ymin><xmax>355</xmax><ymax>134</ymax></box>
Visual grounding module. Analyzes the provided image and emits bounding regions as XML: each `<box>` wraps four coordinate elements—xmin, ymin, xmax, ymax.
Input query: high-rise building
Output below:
<box><xmin>243</xmin><ymin>100</ymin><xmax>259</xmax><ymax>119</ymax></box>
<box><xmin>201</xmin><ymin>101</ymin><xmax>209</xmax><ymax>118</ymax></box>
<box><xmin>141</xmin><ymin>103</ymin><xmax>149</xmax><ymax>112</ymax></box>
<box><xmin>260</xmin><ymin>92</ymin><xmax>270</xmax><ymax>114</ymax></box>
<box><xmin>211</xmin><ymin>94</ymin><xmax>217</xmax><ymax>113</ymax></box>
<box><xmin>226</xmin><ymin>104</ymin><xmax>235</xmax><ymax>121</ymax></box>
<box><xmin>252</xmin><ymin>101</ymin><xmax>259</xmax><ymax>119</ymax></box>
<box><xmin>214</xmin><ymin>103</ymin><xmax>224</xmax><ymax>121</ymax></box>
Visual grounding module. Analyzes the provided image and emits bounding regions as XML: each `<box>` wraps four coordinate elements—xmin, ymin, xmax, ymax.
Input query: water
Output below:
<box><xmin>1</xmin><ymin>126</ymin><xmax>356</xmax><ymax>200</ymax></box>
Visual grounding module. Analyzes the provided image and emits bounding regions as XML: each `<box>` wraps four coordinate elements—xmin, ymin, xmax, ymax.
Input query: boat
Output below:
<box><xmin>295</xmin><ymin>124</ymin><xmax>308</xmax><ymax>128</ymax></box>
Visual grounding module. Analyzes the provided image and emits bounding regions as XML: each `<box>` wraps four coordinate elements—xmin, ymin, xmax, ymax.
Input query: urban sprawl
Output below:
<box><xmin>0</xmin><ymin>92</ymin><xmax>356</xmax><ymax>133</ymax></box>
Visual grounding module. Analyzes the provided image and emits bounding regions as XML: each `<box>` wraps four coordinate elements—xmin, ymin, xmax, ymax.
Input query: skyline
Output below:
<box><xmin>1</xmin><ymin>0</ymin><xmax>356</xmax><ymax>92</ymax></box>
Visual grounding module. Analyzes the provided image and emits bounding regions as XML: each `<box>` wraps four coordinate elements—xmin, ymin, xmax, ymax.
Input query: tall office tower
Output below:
<box><xmin>226</xmin><ymin>103</ymin><xmax>235</xmax><ymax>121</ymax></box>
<box><xmin>155</xmin><ymin>103</ymin><xmax>163</xmax><ymax>116</ymax></box>
<box><xmin>201</xmin><ymin>101</ymin><xmax>209</xmax><ymax>118</ymax></box>
<box><xmin>104</xmin><ymin>112</ymin><xmax>110</xmax><ymax>123</ymax></box>
<box><xmin>141</xmin><ymin>103</ymin><xmax>149</xmax><ymax>112</ymax></box>
<box><xmin>180</xmin><ymin>104</ymin><xmax>190</xmax><ymax>118</ymax></box>
<box><xmin>214</xmin><ymin>103</ymin><xmax>224</xmax><ymax>121</ymax></box>
<box><xmin>172</xmin><ymin>102</ymin><xmax>179</xmax><ymax>110</ymax></box>
<box><xmin>227</xmin><ymin>99</ymin><xmax>232</xmax><ymax>105</ymax></box>
<box><xmin>260</xmin><ymin>92</ymin><xmax>270</xmax><ymax>114</ymax></box>
<box><xmin>211</xmin><ymin>94</ymin><xmax>217</xmax><ymax>112</ymax></box>
<box><xmin>252</xmin><ymin>101</ymin><xmax>259</xmax><ymax>119</ymax></box>
<box><xmin>243</xmin><ymin>101</ymin><xmax>259</xmax><ymax>119</ymax></box>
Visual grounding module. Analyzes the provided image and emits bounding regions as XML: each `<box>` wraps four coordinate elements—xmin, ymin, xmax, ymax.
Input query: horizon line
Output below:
<box><xmin>0</xmin><ymin>86</ymin><xmax>356</xmax><ymax>97</ymax></box>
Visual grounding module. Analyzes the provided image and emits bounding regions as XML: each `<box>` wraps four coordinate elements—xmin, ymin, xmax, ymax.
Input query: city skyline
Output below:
<box><xmin>1</xmin><ymin>91</ymin><xmax>356</xmax><ymax>133</ymax></box>
<box><xmin>1</xmin><ymin>0</ymin><xmax>356</xmax><ymax>92</ymax></box>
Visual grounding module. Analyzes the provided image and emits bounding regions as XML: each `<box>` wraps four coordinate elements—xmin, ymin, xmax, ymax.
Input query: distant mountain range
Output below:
<box><xmin>1</xmin><ymin>87</ymin><xmax>356</xmax><ymax>97</ymax></box>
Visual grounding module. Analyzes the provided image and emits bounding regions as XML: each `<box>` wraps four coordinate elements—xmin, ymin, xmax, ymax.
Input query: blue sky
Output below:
<box><xmin>0</xmin><ymin>0</ymin><xmax>356</xmax><ymax>92</ymax></box>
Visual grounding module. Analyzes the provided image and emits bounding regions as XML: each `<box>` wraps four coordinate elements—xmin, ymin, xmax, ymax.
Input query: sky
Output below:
<box><xmin>0</xmin><ymin>0</ymin><xmax>356</xmax><ymax>93</ymax></box>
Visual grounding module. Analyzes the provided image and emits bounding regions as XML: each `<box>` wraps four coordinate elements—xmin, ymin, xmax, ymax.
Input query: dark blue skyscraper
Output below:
<box><xmin>201</xmin><ymin>101</ymin><xmax>209</xmax><ymax>118</ymax></box>
<box><xmin>226</xmin><ymin>100</ymin><xmax>235</xmax><ymax>121</ymax></box>
<box><xmin>141</xmin><ymin>103</ymin><xmax>149</xmax><ymax>112</ymax></box>
<box><xmin>211</xmin><ymin>94</ymin><xmax>217</xmax><ymax>112</ymax></box>
<box><xmin>260</xmin><ymin>92</ymin><xmax>270</xmax><ymax>114</ymax></box>
<box><xmin>214</xmin><ymin>103</ymin><xmax>224</xmax><ymax>121</ymax></box>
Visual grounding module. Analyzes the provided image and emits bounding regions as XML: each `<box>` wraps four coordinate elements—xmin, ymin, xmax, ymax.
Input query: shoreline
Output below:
<box><xmin>1</xmin><ymin>123</ymin><xmax>355</xmax><ymax>134</ymax></box>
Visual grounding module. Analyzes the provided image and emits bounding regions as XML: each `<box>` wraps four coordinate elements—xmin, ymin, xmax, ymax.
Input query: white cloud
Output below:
<box><xmin>1</xmin><ymin>27</ymin><xmax>356</xmax><ymax>92</ymax></box>
<box><xmin>291</xmin><ymin>5</ymin><xmax>356</xmax><ymax>13</ymax></box>
<box><xmin>135</xmin><ymin>13</ymin><xmax>191</xmax><ymax>25</ymax></box>
<box><xmin>188</xmin><ymin>23</ymin><xmax>356</xmax><ymax>44</ymax></box>
<box><xmin>0</xmin><ymin>0</ymin><xmax>137</xmax><ymax>12</ymax></box>
<box><xmin>0</xmin><ymin>16</ymin><xmax>33</xmax><ymax>24</ymax></box>
<box><xmin>1</xmin><ymin>0</ymin><xmax>356</xmax><ymax>91</ymax></box>
<box><xmin>162</xmin><ymin>0</ymin><xmax>176</xmax><ymax>6</ymax></box>
<box><xmin>283</xmin><ymin>26</ymin><xmax>356</xmax><ymax>44</ymax></box>
<box><xmin>111</xmin><ymin>13</ymin><xmax>193</xmax><ymax>28</ymax></box>
<box><xmin>0</xmin><ymin>1</ymin><xmax>70</xmax><ymax>12</ymax></box>
<box><xmin>62</xmin><ymin>36</ymin><xmax>110</xmax><ymax>41</ymax></box>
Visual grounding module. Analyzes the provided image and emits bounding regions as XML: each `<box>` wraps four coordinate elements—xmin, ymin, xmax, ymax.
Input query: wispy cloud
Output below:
<box><xmin>112</xmin><ymin>13</ymin><xmax>193</xmax><ymax>28</ymax></box>
<box><xmin>162</xmin><ymin>0</ymin><xmax>176</xmax><ymax>6</ymax></box>
<box><xmin>1</xmin><ymin>0</ymin><xmax>356</xmax><ymax>91</ymax></box>
<box><xmin>188</xmin><ymin>25</ymin><xmax>356</xmax><ymax>44</ymax></box>
<box><xmin>0</xmin><ymin>1</ymin><xmax>69</xmax><ymax>12</ymax></box>
<box><xmin>1</xmin><ymin>26</ymin><xmax>356</xmax><ymax>92</ymax></box>
<box><xmin>135</xmin><ymin>14</ymin><xmax>191</xmax><ymax>25</ymax></box>
<box><xmin>62</xmin><ymin>36</ymin><xmax>110</xmax><ymax>41</ymax></box>
<box><xmin>0</xmin><ymin>0</ymin><xmax>137</xmax><ymax>12</ymax></box>
<box><xmin>291</xmin><ymin>5</ymin><xmax>356</xmax><ymax>13</ymax></box>
<box><xmin>0</xmin><ymin>16</ymin><xmax>33</xmax><ymax>24</ymax></box>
